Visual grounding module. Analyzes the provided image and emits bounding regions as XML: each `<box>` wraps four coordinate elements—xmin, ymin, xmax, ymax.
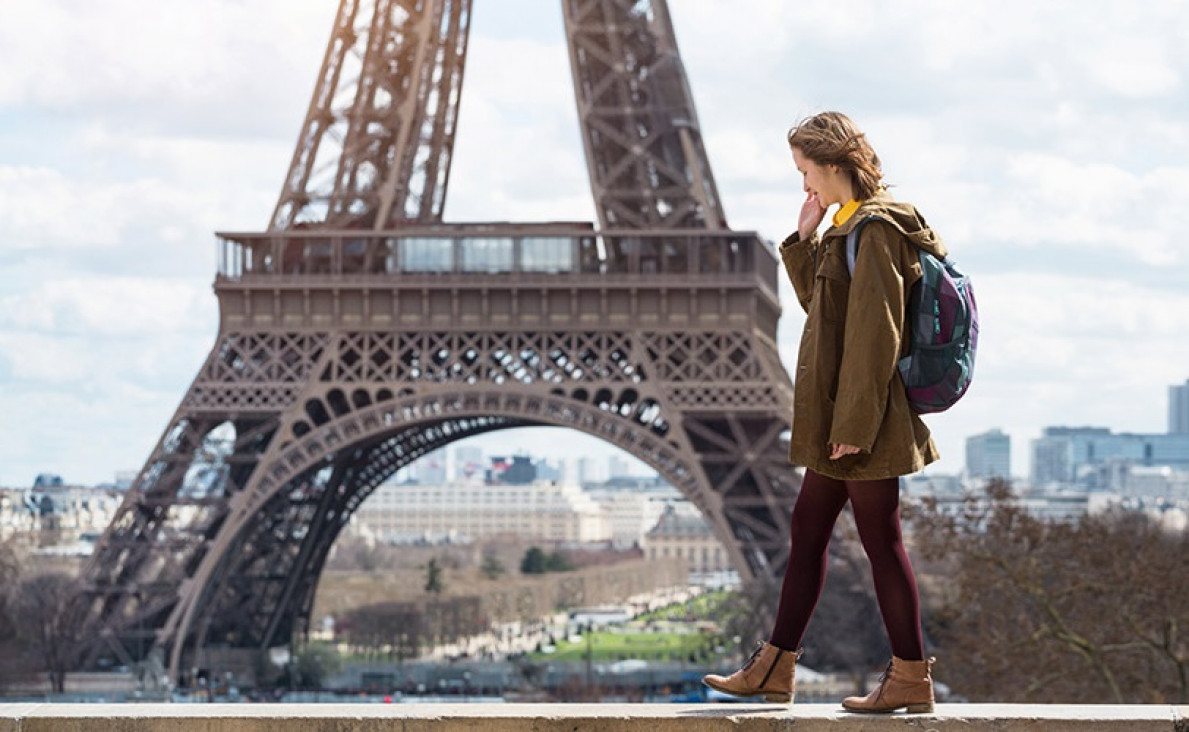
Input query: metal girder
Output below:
<box><xmin>562</xmin><ymin>0</ymin><xmax>726</xmax><ymax>230</ymax></box>
<box><xmin>269</xmin><ymin>0</ymin><xmax>473</xmax><ymax>231</ymax></box>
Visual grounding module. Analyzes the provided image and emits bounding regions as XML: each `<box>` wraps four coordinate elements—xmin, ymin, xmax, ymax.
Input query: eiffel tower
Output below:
<box><xmin>81</xmin><ymin>0</ymin><xmax>798</xmax><ymax>681</ymax></box>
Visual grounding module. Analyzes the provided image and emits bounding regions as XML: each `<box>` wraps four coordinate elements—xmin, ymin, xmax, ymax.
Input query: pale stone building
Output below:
<box><xmin>585</xmin><ymin>489</ymin><xmax>666</xmax><ymax>549</ymax></box>
<box><xmin>351</xmin><ymin>480</ymin><xmax>611</xmax><ymax>544</ymax></box>
<box><xmin>641</xmin><ymin>502</ymin><xmax>732</xmax><ymax>576</ymax></box>
<box><xmin>0</xmin><ymin>485</ymin><xmax>121</xmax><ymax>544</ymax></box>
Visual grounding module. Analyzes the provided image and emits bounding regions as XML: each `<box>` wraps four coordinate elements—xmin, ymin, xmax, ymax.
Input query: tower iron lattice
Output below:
<box><xmin>81</xmin><ymin>0</ymin><xmax>798</xmax><ymax>682</ymax></box>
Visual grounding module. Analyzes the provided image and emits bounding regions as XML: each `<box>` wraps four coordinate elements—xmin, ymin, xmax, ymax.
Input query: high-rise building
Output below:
<box><xmin>607</xmin><ymin>455</ymin><xmax>631</xmax><ymax>479</ymax></box>
<box><xmin>1030</xmin><ymin>425</ymin><xmax>1189</xmax><ymax>487</ymax></box>
<box><xmin>535</xmin><ymin>459</ymin><xmax>562</xmax><ymax>482</ymax></box>
<box><xmin>576</xmin><ymin>456</ymin><xmax>606</xmax><ymax>485</ymax></box>
<box><xmin>1171</xmin><ymin>380</ymin><xmax>1189</xmax><ymax>434</ymax></box>
<box><xmin>413</xmin><ymin>449</ymin><xmax>447</xmax><ymax>484</ymax></box>
<box><xmin>1031</xmin><ymin>434</ymin><xmax>1072</xmax><ymax>486</ymax></box>
<box><xmin>966</xmin><ymin>429</ymin><xmax>1011</xmax><ymax>479</ymax></box>
<box><xmin>454</xmin><ymin>446</ymin><xmax>484</xmax><ymax>480</ymax></box>
<box><xmin>1030</xmin><ymin>427</ymin><xmax>1111</xmax><ymax>486</ymax></box>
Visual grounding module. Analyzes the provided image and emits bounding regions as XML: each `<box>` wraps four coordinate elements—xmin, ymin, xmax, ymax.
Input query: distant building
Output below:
<box><xmin>916</xmin><ymin>486</ymin><xmax>1092</xmax><ymax>524</ymax></box>
<box><xmin>32</xmin><ymin>473</ymin><xmax>64</xmax><ymax>489</ymax></box>
<box><xmin>488</xmin><ymin>455</ymin><xmax>536</xmax><ymax>484</ymax></box>
<box><xmin>966</xmin><ymin>429</ymin><xmax>1011</xmax><ymax>479</ymax></box>
<box><xmin>576</xmin><ymin>457</ymin><xmax>606</xmax><ymax>484</ymax></box>
<box><xmin>607</xmin><ymin>455</ymin><xmax>631</xmax><ymax>480</ymax></box>
<box><xmin>535</xmin><ymin>459</ymin><xmax>562</xmax><ymax>482</ymax></box>
<box><xmin>0</xmin><ymin>484</ymin><xmax>120</xmax><ymax>545</ymax></box>
<box><xmin>1083</xmin><ymin>461</ymin><xmax>1189</xmax><ymax>501</ymax></box>
<box><xmin>414</xmin><ymin>450</ymin><xmax>448</xmax><ymax>485</ymax></box>
<box><xmin>901</xmin><ymin>473</ymin><xmax>963</xmax><ymax>495</ymax></box>
<box><xmin>350</xmin><ymin>480</ymin><xmax>610</xmax><ymax>544</ymax></box>
<box><xmin>1171</xmin><ymin>380</ymin><xmax>1189</xmax><ymax>434</ymax></box>
<box><xmin>586</xmin><ymin>489</ymin><xmax>667</xmax><ymax>549</ymax></box>
<box><xmin>1124</xmin><ymin>465</ymin><xmax>1189</xmax><ymax>502</ymax></box>
<box><xmin>0</xmin><ymin>489</ymin><xmax>37</xmax><ymax>538</ymax></box>
<box><xmin>641</xmin><ymin>503</ymin><xmax>732</xmax><ymax>578</ymax></box>
<box><xmin>454</xmin><ymin>446</ymin><xmax>484</xmax><ymax>481</ymax></box>
<box><xmin>1030</xmin><ymin>426</ymin><xmax>1110</xmax><ymax>485</ymax></box>
<box><xmin>1030</xmin><ymin>426</ymin><xmax>1189</xmax><ymax>488</ymax></box>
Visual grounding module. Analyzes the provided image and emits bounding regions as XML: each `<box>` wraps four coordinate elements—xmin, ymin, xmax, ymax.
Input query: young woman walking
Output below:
<box><xmin>703</xmin><ymin>112</ymin><xmax>942</xmax><ymax>713</ymax></box>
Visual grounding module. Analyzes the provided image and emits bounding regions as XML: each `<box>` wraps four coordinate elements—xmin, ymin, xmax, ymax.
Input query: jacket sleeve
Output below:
<box><xmin>829</xmin><ymin>221</ymin><xmax>907</xmax><ymax>452</ymax></box>
<box><xmin>779</xmin><ymin>231</ymin><xmax>820</xmax><ymax>314</ymax></box>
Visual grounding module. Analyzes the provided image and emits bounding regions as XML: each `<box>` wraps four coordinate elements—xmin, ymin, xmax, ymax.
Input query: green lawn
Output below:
<box><xmin>533</xmin><ymin>629</ymin><xmax>719</xmax><ymax>663</ymax></box>
<box><xmin>529</xmin><ymin>592</ymin><xmax>734</xmax><ymax>663</ymax></box>
<box><xmin>635</xmin><ymin>590</ymin><xmax>730</xmax><ymax>623</ymax></box>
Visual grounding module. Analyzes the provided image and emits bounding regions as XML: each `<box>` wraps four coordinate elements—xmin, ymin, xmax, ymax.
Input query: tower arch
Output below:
<box><xmin>161</xmin><ymin>388</ymin><xmax>722</xmax><ymax>678</ymax></box>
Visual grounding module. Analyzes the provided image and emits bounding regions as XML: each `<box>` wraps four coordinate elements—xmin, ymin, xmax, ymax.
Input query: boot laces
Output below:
<box><xmin>871</xmin><ymin>660</ymin><xmax>894</xmax><ymax>700</ymax></box>
<box><xmin>740</xmin><ymin>641</ymin><xmax>766</xmax><ymax>672</ymax></box>
<box><xmin>878</xmin><ymin>659</ymin><xmax>893</xmax><ymax>682</ymax></box>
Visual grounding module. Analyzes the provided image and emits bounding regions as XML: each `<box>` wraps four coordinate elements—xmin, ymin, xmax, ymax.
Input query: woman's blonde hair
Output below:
<box><xmin>787</xmin><ymin>112</ymin><xmax>883</xmax><ymax>200</ymax></box>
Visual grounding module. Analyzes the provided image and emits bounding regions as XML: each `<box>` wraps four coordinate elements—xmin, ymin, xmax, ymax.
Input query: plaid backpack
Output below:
<box><xmin>846</xmin><ymin>216</ymin><xmax>979</xmax><ymax>414</ymax></box>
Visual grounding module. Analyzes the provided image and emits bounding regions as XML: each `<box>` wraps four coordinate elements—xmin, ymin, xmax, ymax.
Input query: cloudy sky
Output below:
<box><xmin>1</xmin><ymin>0</ymin><xmax>1187</xmax><ymax>487</ymax></box>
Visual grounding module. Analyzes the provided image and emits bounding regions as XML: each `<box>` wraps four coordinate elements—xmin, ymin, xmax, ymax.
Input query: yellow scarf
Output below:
<box><xmin>833</xmin><ymin>199</ymin><xmax>861</xmax><ymax>227</ymax></box>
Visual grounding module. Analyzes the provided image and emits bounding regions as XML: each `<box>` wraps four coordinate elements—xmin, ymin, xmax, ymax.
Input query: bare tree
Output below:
<box><xmin>0</xmin><ymin>538</ymin><xmax>20</xmax><ymax>640</ymax></box>
<box><xmin>480</xmin><ymin>552</ymin><xmax>506</xmax><ymax>580</ymax></box>
<box><xmin>0</xmin><ymin>539</ymin><xmax>24</xmax><ymax>690</ymax></box>
<box><xmin>338</xmin><ymin>602</ymin><xmax>427</xmax><ymax>662</ymax></box>
<box><xmin>908</xmin><ymin>480</ymin><xmax>1189</xmax><ymax>703</ymax></box>
<box><xmin>424</xmin><ymin>557</ymin><xmax>445</xmax><ymax>594</ymax></box>
<box><xmin>337</xmin><ymin>595</ymin><xmax>487</xmax><ymax>662</ymax></box>
<box><xmin>11</xmin><ymin>572</ymin><xmax>87</xmax><ymax>693</ymax></box>
<box><xmin>717</xmin><ymin>580</ymin><xmax>772</xmax><ymax>658</ymax></box>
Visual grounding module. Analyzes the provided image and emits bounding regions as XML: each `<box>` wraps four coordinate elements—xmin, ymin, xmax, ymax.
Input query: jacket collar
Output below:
<box><xmin>824</xmin><ymin>190</ymin><xmax>895</xmax><ymax>239</ymax></box>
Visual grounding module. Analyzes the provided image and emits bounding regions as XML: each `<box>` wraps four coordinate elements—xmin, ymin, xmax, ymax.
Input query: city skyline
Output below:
<box><xmin>3</xmin><ymin>1</ymin><xmax>1189</xmax><ymax>484</ymax></box>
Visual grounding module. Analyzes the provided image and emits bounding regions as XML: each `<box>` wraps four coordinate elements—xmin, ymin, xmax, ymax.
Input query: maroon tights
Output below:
<box><xmin>768</xmin><ymin>469</ymin><xmax>924</xmax><ymax>660</ymax></box>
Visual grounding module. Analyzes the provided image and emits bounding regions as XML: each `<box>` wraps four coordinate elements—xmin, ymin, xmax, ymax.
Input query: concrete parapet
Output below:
<box><xmin>0</xmin><ymin>703</ymin><xmax>1185</xmax><ymax>731</ymax></box>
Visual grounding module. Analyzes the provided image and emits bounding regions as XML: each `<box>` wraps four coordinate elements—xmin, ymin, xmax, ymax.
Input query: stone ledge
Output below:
<box><xmin>0</xmin><ymin>703</ymin><xmax>1185</xmax><ymax>731</ymax></box>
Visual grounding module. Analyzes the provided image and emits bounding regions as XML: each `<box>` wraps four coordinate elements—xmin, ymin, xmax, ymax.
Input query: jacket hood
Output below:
<box><xmin>831</xmin><ymin>191</ymin><xmax>948</xmax><ymax>260</ymax></box>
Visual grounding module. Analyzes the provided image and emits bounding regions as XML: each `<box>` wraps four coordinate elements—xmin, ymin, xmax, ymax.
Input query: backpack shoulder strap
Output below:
<box><xmin>844</xmin><ymin>215</ymin><xmax>881</xmax><ymax>276</ymax></box>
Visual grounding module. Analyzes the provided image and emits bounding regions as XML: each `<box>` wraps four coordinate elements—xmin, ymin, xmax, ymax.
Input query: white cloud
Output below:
<box><xmin>0</xmin><ymin>1</ymin><xmax>331</xmax><ymax>135</ymax></box>
<box><xmin>992</xmin><ymin>154</ymin><xmax>1187</xmax><ymax>265</ymax></box>
<box><xmin>0</xmin><ymin>165</ymin><xmax>192</xmax><ymax>253</ymax></box>
<box><xmin>445</xmin><ymin>35</ymin><xmax>594</xmax><ymax>222</ymax></box>
<box><xmin>0</xmin><ymin>275</ymin><xmax>214</xmax><ymax>486</ymax></box>
<box><xmin>0</xmin><ymin>277</ymin><xmax>214</xmax><ymax>339</ymax></box>
<box><xmin>0</xmin><ymin>386</ymin><xmax>183</xmax><ymax>488</ymax></box>
<box><xmin>1076</xmin><ymin>35</ymin><xmax>1181</xmax><ymax>99</ymax></box>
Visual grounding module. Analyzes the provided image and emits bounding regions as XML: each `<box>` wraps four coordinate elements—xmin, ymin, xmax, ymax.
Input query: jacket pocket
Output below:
<box><xmin>814</xmin><ymin>250</ymin><xmax>851</xmax><ymax>323</ymax></box>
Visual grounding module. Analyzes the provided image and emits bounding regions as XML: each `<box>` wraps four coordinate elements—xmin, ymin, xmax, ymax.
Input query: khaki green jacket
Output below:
<box><xmin>779</xmin><ymin>192</ymin><xmax>942</xmax><ymax>480</ymax></box>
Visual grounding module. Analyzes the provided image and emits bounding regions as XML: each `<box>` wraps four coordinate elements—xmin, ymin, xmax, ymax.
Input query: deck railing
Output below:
<box><xmin>215</xmin><ymin>223</ymin><xmax>779</xmax><ymax>291</ymax></box>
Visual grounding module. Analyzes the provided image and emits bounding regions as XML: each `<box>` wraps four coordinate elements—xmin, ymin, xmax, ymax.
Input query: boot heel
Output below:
<box><xmin>905</xmin><ymin>702</ymin><xmax>934</xmax><ymax>713</ymax></box>
<box><xmin>763</xmin><ymin>692</ymin><xmax>792</xmax><ymax>703</ymax></box>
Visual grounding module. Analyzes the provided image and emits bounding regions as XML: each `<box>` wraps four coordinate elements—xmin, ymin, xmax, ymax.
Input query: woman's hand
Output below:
<box><xmin>829</xmin><ymin>443</ymin><xmax>861</xmax><ymax>460</ymax></box>
<box><xmin>798</xmin><ymin>193</ymin><xmax>827</xmax><ymax>241</ymax></box>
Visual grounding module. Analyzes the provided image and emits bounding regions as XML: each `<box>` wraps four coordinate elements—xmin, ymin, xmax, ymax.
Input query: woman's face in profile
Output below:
<box><xmin>792</xmin><ymin>147</ymin><xmax>847</xmax><ymax>208</ymax></box>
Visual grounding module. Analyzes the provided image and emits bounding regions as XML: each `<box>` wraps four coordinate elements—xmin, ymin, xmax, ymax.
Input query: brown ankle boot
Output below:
<box><xmin>702</xmin><ymin>642</ymin><xmax>802</xmax><ymax>703</ymax></box>
<box><xmin>842</xmin><ymin>656</ymin><xmax>935</xmax><ymax>713</ymax></box>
